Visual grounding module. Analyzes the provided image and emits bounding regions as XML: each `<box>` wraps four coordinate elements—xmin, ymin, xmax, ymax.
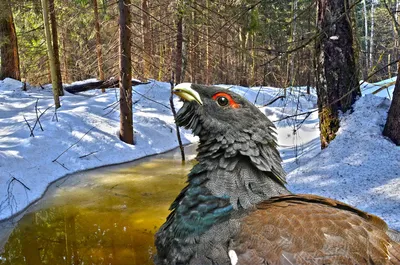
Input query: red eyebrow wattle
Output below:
<box><xmin>212</xmin><ymin>92</ymin><xmax>240</xmax><ymax>109</ymax></box>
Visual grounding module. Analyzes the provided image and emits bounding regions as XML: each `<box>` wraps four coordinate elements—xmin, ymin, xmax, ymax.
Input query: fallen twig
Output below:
<box><xmin>10</xmin><ymin>176</ymin><xmax>31</xmax><ymax>191</ymax></box>
<box><xmin>52</xmin><ymin>127</ymin><xmax>95</xmax><ymax>164</ymax></box>
<box><xmin>263</xmin><ymin>95</ymin><xmax>285</xmax><ymax>107</ymax></box>
<box><xmin>23</xmin><ymin>115</ymin><xmax>34</xmax><ymax>137</ymax></box>
<box><xmin>31</xmin><ymin>104</ymin><xmax>53</xmax><ymax>136</ymax></box>
<box><xmin>273</xmin><ymin>109</ymin><xmax>317</xmax><ymax>123</ymax></box>
<box><xmin>35</xmin><ymin>99</ymin><xmax>44</xmax><ymax>131</ymax></box>
<box><xmin>79</xmin><ymin>151</ymin><xmax>99</xmax><ymax>159</ymax></box>
<box><xmin>132</xmin><ymin>89</ymin><xmax>170</xmax><ymax>109</ymax></box>
<box><xmin>54</xmin><ymin>160</ymin><xmax>69</xmax><ymax>170</ymax></box>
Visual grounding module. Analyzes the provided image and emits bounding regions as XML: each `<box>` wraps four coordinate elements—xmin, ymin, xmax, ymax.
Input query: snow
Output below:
<box><xmin>361</xmin><ymin>76</ymin><xmax>397</xmax><ymax>99</ymax></box>
<box><xmin>0</xmin><ymin>78</ymin><xmax>399</xmax><ymax>231</ymax></box>
<box><xmin>286</xmin><ymin>95</ymin><xmax>400</xmax><ymax>229</ymax></box>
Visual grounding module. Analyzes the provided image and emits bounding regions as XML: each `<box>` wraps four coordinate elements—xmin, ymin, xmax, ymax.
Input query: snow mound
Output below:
<box><xmin>287</xmin><ymin>94</ymin><xmax>400</xmax><ymax>230</ymax></box>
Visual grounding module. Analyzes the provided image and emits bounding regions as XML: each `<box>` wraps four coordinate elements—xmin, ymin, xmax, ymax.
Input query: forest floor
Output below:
<box><xmin>0</xmin><ymin>78</ymin><xmax>399</xmax><ymax>230</ymax></box>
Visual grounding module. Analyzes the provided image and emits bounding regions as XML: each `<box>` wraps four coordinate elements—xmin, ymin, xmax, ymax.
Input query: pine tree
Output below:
<box><xmin>0</xmin><ymin>0</ymin><xmax>20</xmax><ymax>80</ymax></box>
<box><xmin>119</xmin><ymin>0</ymin><xmax>133</xmax><ymax>144</ymax></box>
<box><xmin>315</xmin><ymin>0</ymin><xmax>361</xmax><ymax>148</ymax></box>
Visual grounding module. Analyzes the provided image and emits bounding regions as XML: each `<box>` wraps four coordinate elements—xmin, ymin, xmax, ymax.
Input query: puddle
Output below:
<box><xmin>0</xmin><ymin>145</ymin><xmax>196</xmax><ymax>265</ymax></box>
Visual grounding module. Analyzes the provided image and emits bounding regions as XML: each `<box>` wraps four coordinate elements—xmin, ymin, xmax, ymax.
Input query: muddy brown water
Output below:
<box><xmin>0</xmin><ymin>145</ymin><xmax>196</xmax><ymax>265</ymax></box>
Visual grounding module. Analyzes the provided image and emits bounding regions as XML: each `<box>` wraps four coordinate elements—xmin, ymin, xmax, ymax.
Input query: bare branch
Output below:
<box><xmin>23</xmin><ymin>115</ymin><xmax>34</xmax><ymax>137</ymax></box>
<box><xmin>79</xmin><ymin>151</ymin><xmax>99</xmax><ymax>159</ymax></box>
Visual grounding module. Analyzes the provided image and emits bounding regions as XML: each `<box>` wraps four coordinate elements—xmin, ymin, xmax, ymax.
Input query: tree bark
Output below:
<box><xmin>41</xmin><ymin>0</ymin><xmax>61</xmax><ymax>108</ymax></box>
<box><xmin>190</xmin><ymin>1</ymin><xmax>198</xmax><ymax>83</ymax></box>
<box><xmin>369</xmin><ymin>1</ymin><xmax>375</xmax><ymax>69</ymax></box>
<box><xmin>175</xmin><ymin>0</ymin><xmax>183</xmax><ymax>84</ymax></box>
<box><xmin>316</xmin><ymin>0</ymin><xmax>361</xmax><ymax>149</ymax></box>
<box><xmin>93</xmin><ymin>0</ymin><xmax>105</xmax><ymax>92</ymax></box>
<box><xmin>286</xmin><ymin>0</ymin><xmax>298</xmax><ymax>87</ymax></box>
<box><xmin>142</xmin><ymin>0</ymin><xmax>152</xmax><ymax>78</ymax></box>
<box><xmin>61</xmin><ymin>27</ymin><xmax>69</xmax><ymax>82</ymax></box>
<box><xmin>383</xmin><ymin>62</ymin><xmax>400</xmax><ymax>145</ymax></box>
<box><xmin>119</xmin><ymin>0</ymin><xmax>133</xmax><ymax>145</ymax></box>
<box><xmin>0</xmin><ymin>0</ymin><xmax>20</xmax><ymax>80</ymax></box>
<box><xmin>362</xmin><ymin>0</ymin><xmax>369</xmax><ymax>77</ymax></box>
<box><xmin>205</xmin><ymin>0</ymin><xmax>211</xmax><ymax>85</ymax></box>
<box><xmin>49</xmin><ymin>0</ymin><xmax>64</xmax><ymax>96</ymax></box>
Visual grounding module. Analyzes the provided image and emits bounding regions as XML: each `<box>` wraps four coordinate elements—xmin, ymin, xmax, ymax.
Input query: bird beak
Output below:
<box><xmin>173</xmin><ymin>83</ymin><xmax>203</xmax><ymax>105</ymax></box>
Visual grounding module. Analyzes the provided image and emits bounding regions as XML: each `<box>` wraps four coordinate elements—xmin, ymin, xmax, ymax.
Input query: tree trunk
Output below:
<box><xmin>383</xmin><ymin>62</ymin><xmax>400</xmax><ymax>145</ymax></box>
<box><xmin>175</xmin><ymin>0</ymin><xmax>183</xmax><ymax>84</ymax></box>
<box><xmin>369</xmin><ymin>1</ymin><xmax>375</xmax><ymax>69</ymax></box>
<box><xmin>61</xmin><ymin>27</ymin><xmax>69</xmax><ymax>82</ymax></box>
<box><xmin>49</xmin><ymin>0</ymin><xmax>63</xmax><ymax>96</ymax></box>
<box><xmin>190</xmin><ymin>2</ymin><xmax>198</xmax><ymax>83</ymax></box>
<box><xmin>316</xmin><ymin>0</ymin><xmax>361</xmax><ymax>149</ymax></box>
<box><xmin>362</xmin><ymin>0</ymin><xmax>368</xmax><ymax>77</ymax></box>
<box><xmin>0</xmin><ymin>0</ymin><xmax>20</xmax><ymax>80</ymax></box>
<box><xmin>119</xmin><ymin>0</ymin><xmax>133</xmax><ymax>145</ymax></box>
<box><xmin>286</xmin><ymin>0</ymin><xmax>298</xmax><ymax>87</ymax></box>
<box><xmin>396</xmin><ymin>0</ymin><xmax>400</xmax><ymax>73</ymax></box>
<box><xmin>142</xmin><ymin>0</ymin><xmax>152</xmax><ymax>78</ymax></box>
<box><xmin>41</xmin><ymin>0</ymin><xmax>61</xmax><ymax>108</ymax></box>
<box><xmin>93</xmin><ymin>0</ymin><xmax>105</xmax><ymax>92</ymax></box>
<box><xmin>205</xmin><ymin>0</ymin><xmax>210</xmax><ymax>85</ymax></box>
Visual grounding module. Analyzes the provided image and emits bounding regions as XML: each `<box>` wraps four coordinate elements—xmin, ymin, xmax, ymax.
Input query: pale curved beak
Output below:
<box><xmin>173</xmin><ymin>83</ymin><xmax>203</xmax><ymax>105</ymax></box>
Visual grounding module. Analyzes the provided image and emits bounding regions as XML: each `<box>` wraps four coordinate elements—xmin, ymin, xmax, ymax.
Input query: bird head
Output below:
<box><xmin>173</xmin><ymin>83</ymin><xmax>286</xmax><ymax>191</ymax></box>
<box><xmin>173</xmin><ymin>83</ymin><xmax>274</xmax><ymax>138</ymax></box>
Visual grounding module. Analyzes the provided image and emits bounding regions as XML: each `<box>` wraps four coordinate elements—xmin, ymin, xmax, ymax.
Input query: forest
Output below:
<box><xmin>1</xmin><ymin>0</ymin><xmax>400</xmax><ymax>264</ymax></box>
<box><xmin>1</xmin><ymin>0</ymin><xmax>399</xmax><ymax>86</ymax></box>
<box><xmin>1</xmin><ymin>0</ymin><xmax>400</xmax><ymax>144</ymax></box>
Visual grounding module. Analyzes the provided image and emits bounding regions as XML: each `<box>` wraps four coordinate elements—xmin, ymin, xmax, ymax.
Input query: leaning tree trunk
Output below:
<box><xmin>0</xmin><ymin>0</ymin><xmax>20</xmax><ymax>80</ymax></box>
<box><xmin>316</xmin><ymin>0</ymin><xmax>361</xmax><ymax>149</ymax></box>
<box><xmin>41</xmin><ymin>0</ymin><xmax>61</xmax><ymax>108</ymax></box>
<box><xmin>383</xmin><ymin>62</ymin><xmax>400</xmax><ymax>145</ymax></box>
<box><xmin>119</xmin><ymin>0</ymin><xmax>133</xmax><ymax>145</ymax></box>
<box><xmin>49</xmin><ymin>0</ymin><xmax>63</xmax><ymax>96</ymax></box>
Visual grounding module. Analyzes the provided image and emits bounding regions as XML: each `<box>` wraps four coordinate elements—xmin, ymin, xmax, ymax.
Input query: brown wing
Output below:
<box><xmin>231</xmin><ymin>194</ymin><xmax>400</xmax><ymax>265</ymax></box>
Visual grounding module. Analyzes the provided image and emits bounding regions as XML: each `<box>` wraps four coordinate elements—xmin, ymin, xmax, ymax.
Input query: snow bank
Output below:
<box><xmin>287</xmin><ymin>95</ymin><xmax>400</xmax><ymax>230</ymax></box>
<box><xmin>361</xmin><ymin>76</ymin><xmax>397</xmax><ymax>98</ymax></box>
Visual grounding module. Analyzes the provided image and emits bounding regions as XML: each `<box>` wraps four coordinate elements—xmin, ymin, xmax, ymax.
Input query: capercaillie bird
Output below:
<box><xmin>154</xmin><ymin>83</ymin><xmax>400</xmax><ymax>265</ymax></box>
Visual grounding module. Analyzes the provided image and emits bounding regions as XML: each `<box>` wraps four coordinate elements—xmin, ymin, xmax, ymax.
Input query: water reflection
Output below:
<box><xmin>0</xmin><ymin>153</ymin><xmax>195</xmax><ymax>265</ymax></box>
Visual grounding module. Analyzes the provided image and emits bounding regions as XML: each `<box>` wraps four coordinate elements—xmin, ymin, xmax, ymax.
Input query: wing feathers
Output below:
<box><xmin>231</xmin><ymin>194</ymin><xmax>400</xmax><ymax>265</ymax></box>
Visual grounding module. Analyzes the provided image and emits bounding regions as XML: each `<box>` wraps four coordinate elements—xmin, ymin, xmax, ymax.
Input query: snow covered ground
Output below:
<box><xmin>0</xmin><ymin>78</ymin><xmax>399</xmax><ymax>230</ymax></box>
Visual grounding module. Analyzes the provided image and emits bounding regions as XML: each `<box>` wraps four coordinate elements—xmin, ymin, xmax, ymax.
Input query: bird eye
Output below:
<box><xmin>212</xmin><ymin>92</ymin><xmax>240</xmax><ymax>108</ymax></box>
<box><xmin>217</xmin><ymin>96</ymin><xmax>229</xmax><ymax>107</ymax></box>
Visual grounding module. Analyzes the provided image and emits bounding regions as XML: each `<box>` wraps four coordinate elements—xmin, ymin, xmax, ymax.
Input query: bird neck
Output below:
<box><xmin>155</xmin><ymin>164</ymin><xmax>233</xmax><ymax>264</ymax></box>
<box><xmin>195</xmin><ymin>134</ymin><xmax>290</xmax><ymax>209</ymax></box>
